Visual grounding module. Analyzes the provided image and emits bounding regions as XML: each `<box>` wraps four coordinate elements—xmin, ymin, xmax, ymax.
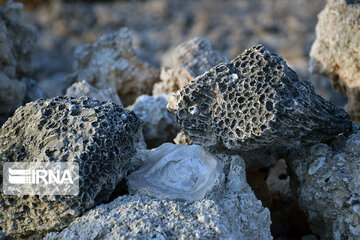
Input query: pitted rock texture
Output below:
<box><xmin>66</xmin><ymin>80</ymin><xmax>123</xmax><ymax>106</ymax></box>
<box><xmin>0</xmin><ymin>96</ymin><xmax>142</xmax><ymax>238</ymax></box>
<box><xmin>310</xmin><ymin>0</ymin><xmax>360</xmax><ymax>123</ymax></box>
<box><xmin>67</xmin><ymin>28</ymin><xmax>159</xmax><ymax>106</ymax></box>
<box><xmin>153</xmin><ymin>37</ymin><xmax>225</xmax><ymax>95</ymax></box>
<box><xmin>168</xmin><ymin>44</ymin><xmax>352</xmax><ymax>151</ymax></box>
<box><xmin>45</xmin><ymin>155</ymin><xmax>272</xmax><ymax>240</ymax></box>
<box><xmin>288</xmin><ymin>124</ymin><xmax>360</xmax><ymax>239</ymax></box>
<box><xmin>129</xmin><ymin>95</ymin><xmax>179</xmax><ymax>148</ymax></box>
<box><xmin>0</xmin><ymin>1</ymin><xmax>38</xmax><ymax>123</ymax></box>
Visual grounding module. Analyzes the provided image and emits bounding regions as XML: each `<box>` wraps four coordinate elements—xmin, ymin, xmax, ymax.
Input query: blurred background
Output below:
<box><xmin>0</xmin><ymin>0</ymin><xmax>346</xmax><ymax>106</ymax></box>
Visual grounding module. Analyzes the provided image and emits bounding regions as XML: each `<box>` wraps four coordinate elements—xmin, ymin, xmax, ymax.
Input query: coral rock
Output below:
<box><xmin>129</xmin><ymin>95</ymin><xmax>179</xmax><ymax>148</ymax></box>
<box><xmin>45</xmin><ymin>154</ymin><xmax>272</xmax><ymax>240</ymax></box>
<box><xmin>310</xmin><ymin>0</ymin><xmax>360</xmax><ymax>122</ymax></box>
<box><xmin>66</xmin><ymin>80</ymin><xmax>122</xmax><ymax>106</ymax></box>
<box><xmin>153</xmin><ymin>37</ymin><xmax>225</xmax><ymax>95</ymax></box>
<box><xmin>67</xmin><ymin>28</ymin><xmax>159</xmax><ymax>106</ymax></box>
<box><xmin>0</xmin><ymin>96</ymin><xmax>142</xmax><ymax>238</ymax></box>
<box><xmin>288</xmin><ymin>125</ymin><xmax>360</xmax><ymax>239</ymax></box>
<box><xmin>127</xmin><ymin>143</ymin><xmax>223</xmax><ymax>201</ymax></box>
<box><xmin>168</xmin><ymin>44</ymin><xmax>352</xmax><ymax>151</ymax></box>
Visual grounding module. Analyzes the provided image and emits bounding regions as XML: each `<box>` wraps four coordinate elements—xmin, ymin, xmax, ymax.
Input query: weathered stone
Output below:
<box><xmin>154</xmin><ymin>37</ymin><xmax>225</xmax><ymax>95</ymax></box>
<box><xmin>288</xmin><ymin>124</ymin><xmax>360</xmax><ymax>239</ymax></box>
<box><xmin>67</xmin><ymin>28</ymin><xmax>159</xmax><ymax>106</ymax></box>
<box><xmin>310</xmin><ymin>0</ymin><xmax>360</xmax><ymax>122</ymax></box>
<box><xmin>168</xmin><ymin>44</ymin><xmax>352</xmax><ymax>152</ymax></box>
<box><xmin>44</xmin><ymin>154</ymin><xmax>272</xmax><ymax>240</ymax></box>
<box><xmin>0</xmin><ymin>1</ymin><xmax>37</xmax><ymax>123</ymax></box>
<box><xmin>129</xmin><ymin>95</ymin><xmax>179</xmax><ymax>148</ymax></box>
<box><xmin>0</xmin><ymin>96</ymin><xmax>142</xmax><ymax>238</ymax></box>
<box><xmin>66</xmin><ymin>80</ymin><xmax>122</xmax><ymax>106</ymax></box>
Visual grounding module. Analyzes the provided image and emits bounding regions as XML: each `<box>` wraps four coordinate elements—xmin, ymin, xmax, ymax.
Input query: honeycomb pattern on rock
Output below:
<box><xmin>168</xmin><ymin>44</ymin><xmax>352</xmax><ymax>151</ymax></box>
<box><xmin>0</xmin><ymin>96</ymin><xmax>142</xmax><ymax>238</ymax></box>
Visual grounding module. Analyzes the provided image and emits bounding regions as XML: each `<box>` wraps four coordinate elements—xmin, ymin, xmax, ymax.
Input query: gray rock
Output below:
<box><xmin>129</xmin><ymin>95</ymin><xmax>180</xmax><ymax>148</ymax></box>
<box><xmin>154</xmin><ymin>37</ymin><xmax>225</xmax><ymax>95</ymax></box>
<box><xmin>167</xmin><ymin>44</ymin><xmax>352</xmax><ymax>152</ymax></box>
<box><xmin>288</xmin><ymin>126</ymin><xmax>360</xmax><ymax>239</ymax></box>
<box><xmin>0</xmin><ymin>1</ymin><xmax>37</xmax><ymax>123</ymax></box>
<box><xmin>66</xmin><ymin>80</ymin><xmax>122</xmax><ymax>106</ymax></box>
<box><xmin>68</xmin><ymin>28</ymin><xmax>159</xmax><ymax>106</ymax></box>
<box><xmin>0</xmin><ymin>96</ymin><xmax>142</xmax><ymax>238</ymax></box>
<box><xmin>44</xmin><ymin>153</ymin><xmax>272</xmax><ymax>240</ymax></box>
<box><xmin>310</xmin><ymin>0</ymin><xmax>360</xmax><ymax>122</ymax></box>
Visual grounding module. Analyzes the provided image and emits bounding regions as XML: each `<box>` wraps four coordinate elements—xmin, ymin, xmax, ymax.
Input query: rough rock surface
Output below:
<box><xmin>0</xmin><ymin>1</ymin><xmax>38</xmax><ymax>123</ymax></box>
<box><xmin>288</xmin><ymin>123</ymin><xmax>360</xmax><ymax>239</ymax></box>
<box><xmin>168</xmin><ymin>44</ymin><xmax>352</xmax><ymax>151</ymax></box>
<box><xmin>129</xmin><ymin>95</ymin><xmax>179</xmax><ymax>148</ymax></box>
<box><xmin>153</xmin><ymin>37</ymin><xmax>225</xmax><ymax>95</ymax></box>
<box><xmin>66</xmin><ymin>80</ymin><xmax>123</xmax><ymax>106</ymax></box>
<box><xmin>67</xmin><ymin>28</ymin><xmax>159</xmax><ymax>106</ymax></box>
<box><xmin>128</xmin><ymin>143</ymin><xmax>223</xmax><ymax>201</ymax></box>
<box><xmin>45</xmin><ymin>154</ymin><xmax>272</xmax><ymax>240</ymax></box>
<box><xmin>310</xmin><ymin>0</ymin><xmax>360</xmax><ymax>122</ymax></box>
<box><xmin>0</xmin><ymin>96</ymin><xmax>142</xmax><ymax>238</ymax></box>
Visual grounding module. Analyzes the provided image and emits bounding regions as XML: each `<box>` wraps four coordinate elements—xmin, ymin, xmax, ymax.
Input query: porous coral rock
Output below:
<box><xmin>310</xmin><ymin>0</ymin><xmax>360</xmax><ymax>122</ymax></box>
<box><xmin>168</xmin><ymin>44</ymin><xmax>352</xmax><ymax>152</ymax></box>
<box><xmin>129</xmin><ymin>94</ymin><xmax>179</xmax><ymax>148</ymax></box>
<box><xmin>288</xmin><ymin>124</ymin><xmax>360</xmax><ymax>239</ymax></box>
<box><xmin>0</xmin><ymin>1</ymin><xmax>38</xmax><ymax>123</ymax></box>
<box><xmin>154</xmin><ymin>37</ymin><xmax>225</xmax><ymax>95</ymax></box>
<box><xmin>67</xmin><ymin>28</ymin><xmax>159</xmax><ymax>106</ymax></box>
<box><xmin>0</xmin><ymin>96</ymin><xmax>142</xmax><ymax>238</ymax></box>
<box><xmin>66</xmin><ymin>80</ymin><xmax>122</xmax><ymax>106</ymax></box>
<box><xmin>127</xmin><ymin>143</ymin><xmax>223</xmax><ymax>201</ymax></box>
<box><xmin>44</xmin><ymin>154</ymin><xmax>272</xmax><ymax>240</ymax></box>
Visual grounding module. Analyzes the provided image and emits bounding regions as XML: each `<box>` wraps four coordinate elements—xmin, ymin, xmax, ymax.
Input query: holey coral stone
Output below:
<box><xmin>167</xmin><ymin>44</ymin><xmax>352</xmax><ymax>151</ymax></box>
<box><xmin>127</xmin><ymin>143</ymin><xmax>222</xmax><ymax>201</ymax></box>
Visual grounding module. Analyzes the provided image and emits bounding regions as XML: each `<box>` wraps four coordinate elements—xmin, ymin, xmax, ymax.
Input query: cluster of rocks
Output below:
<box><xmin>0</xmin><ymin>0</ymin><xmax>359</xmax><ymax>239</ymax></box>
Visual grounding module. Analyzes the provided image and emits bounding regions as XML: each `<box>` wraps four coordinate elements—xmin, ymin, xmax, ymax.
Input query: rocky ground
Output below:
<box><xmin>0</xmin><ymin>0</ymin><xmax>359</xmax><ymax>239</ymax></box>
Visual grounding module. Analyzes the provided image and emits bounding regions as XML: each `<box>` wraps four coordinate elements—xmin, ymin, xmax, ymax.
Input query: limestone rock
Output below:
<box><xmin>288</xmin><ymin>124</ymin><xmax>360</xmax><ymax>239</ymax></box>
<box><xmin>0</xmin><ymin>96</ymin><xmax>142</xmax><ymax>238</ymax></box>
<box><xmin>153</xmin><ymin>37</ymin><xmax>225</xmax><ymax>95</ymax></box>
<box><xmin>68</xmin><ymin>28</ymin><xmax>159</xmax><ymax>106</ymax></box>
<box><xmin>0</xmin><ymin>1</ymin><xmax>37</xmax><ymax>123</ymax></box>
<box><xmin>128</xmin><ymin>143</ymin><xmax>223</xmax><ymax>201</ymax></box>
<box><xmin>129</xmin><ymin>95</ymin><xmax>179</xmax><ymax>148</ymax></box>
<box><xmin>310</xmin><ymin>0</ymin><xmax>360</xmax><ymax>122</ymax></box>
<box><xmin>45</xmin><ymin>154</ymin><xmax>272</xmax><ymax>240</ymax></box>
<box><xmin>168</xmin><ymin>44</ymin><xmax>352</xmax><ymax>152</ymax></box>
<box><xmin>66</xmin><ymin>80</ymin><xmax>122</xmax><ymax>106</ymax></box>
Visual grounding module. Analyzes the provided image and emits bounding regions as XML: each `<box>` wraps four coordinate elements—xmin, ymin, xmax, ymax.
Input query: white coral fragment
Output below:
<box><xmin>127</xmin><ymin>143</ymin><xmax>222</xmax><ymax>201</ymax></box>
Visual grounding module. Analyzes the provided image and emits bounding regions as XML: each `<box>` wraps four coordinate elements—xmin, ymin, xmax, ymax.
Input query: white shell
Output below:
<box><xmin>127</xmin><ymin>143</ymin><xmax>222</xmax><ymax>201</ymax></box>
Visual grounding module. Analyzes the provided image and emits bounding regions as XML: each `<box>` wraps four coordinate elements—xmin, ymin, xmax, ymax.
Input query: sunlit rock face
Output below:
<box><xmin>127</xmin><ymin>143</ymin><xmax>222</xmax><ymax>201</ymax></box>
